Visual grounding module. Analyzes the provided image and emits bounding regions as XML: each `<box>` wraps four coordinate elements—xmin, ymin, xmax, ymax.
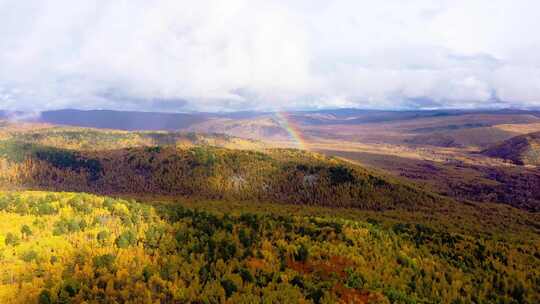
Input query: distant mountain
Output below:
<box><xmin>482</xmin><ymin>132</ymin><xmax>540</xmax><ymax>166</ymax></box>
<box><xmin>38</xmin><ymin>109</ymin><xmax>212</xmax><ymax>130</ymax></box>
<box><xmin>289</xmin><ymin>108</ymin><xmax>540</xmax><ymax>125</ymax></box>
<box><xmin>17</xmin><ymin>108</ymin><xmax>540</xmax><ymax>131</ymax></box>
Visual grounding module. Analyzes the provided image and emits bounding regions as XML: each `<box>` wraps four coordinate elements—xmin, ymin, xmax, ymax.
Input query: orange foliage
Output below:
<box><xmin>288</xmin><ymin>255</ymin><xmax>355</xmax><ymax>279</ymax></box>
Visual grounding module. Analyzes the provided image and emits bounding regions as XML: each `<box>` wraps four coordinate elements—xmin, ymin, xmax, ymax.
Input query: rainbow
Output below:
<box><xmin>275</xmin><ymin>111</ymin><xmax>309</xmax><ymax>150</ymax></box>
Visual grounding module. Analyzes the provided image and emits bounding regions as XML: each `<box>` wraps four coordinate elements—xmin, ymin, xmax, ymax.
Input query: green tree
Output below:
<box><xmin>115</xmin><ymin>230</ymin><xmax>137</xmax><ymax>248</ymax></box>
<box><xmin>5</xmin><ymin>232</ymin><xmax>19</xmax><ymax>246</ymax></box>
<box><xmin>21</xmin><ymin>225</ymin><xmax>32</xmax><ymax>238</ymax></box>
<box><xmin>97</xmin><ymin>230</ymin><xmax>109</xmax><ymax>244</ymax></box>
<box><xmin>38</xmin><ymin>290</ymin><xmax>52</xmax><ymax>304</ymax></box>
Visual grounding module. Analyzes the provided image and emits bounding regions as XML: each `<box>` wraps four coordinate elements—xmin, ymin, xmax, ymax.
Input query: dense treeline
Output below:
<box><xmin>0</xmin><ymin>191</ymin><xmax>538</xmax><ymax>303</ymax></box>
<box><xmin>0</xmin><ymin>126</ymin><xmax>264</xmax><ymax>151</ymax></box>
<box><xmin>0</xmin><ymin>140</ymin><xmax>440</xmax><ymax>210</ymax></box>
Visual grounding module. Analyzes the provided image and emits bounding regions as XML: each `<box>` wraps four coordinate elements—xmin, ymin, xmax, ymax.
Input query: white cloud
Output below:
<box><xmin>0</xmin><ymin>0</ymin><xmax>539</xmax><ymax>111</ymax></box>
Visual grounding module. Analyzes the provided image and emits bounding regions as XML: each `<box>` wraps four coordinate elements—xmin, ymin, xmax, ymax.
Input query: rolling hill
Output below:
<box><xmin>188</xmin><ymin>116</ymin><xmax>291</xmax><ymax>141</ymax></box>
<box><xmin>5</xmin><ymin>109</ymin><xmax>540</xmax><ymax>147</ymax></box>
<box><xmin>405</xmin><ymin>126</ymin><xmax>518</xmax><ymax>148</ymax></box>
<box><xmin>482</xmin><ymin>132</ymin><xmax>540</xmax><ymax>166</ymax></box>
<box><xmin>2</xmin><ymin>123</ymin><xmax>539</xmax><ymax>211</ymax></box>
<box><xmin>0</xmin><ymin>140</ymin><xmax>440</xmax><ymax>211</ymax></box>
<box><xmin>0</xmin><ymin>123</ymin><xmax>443</xmax><ymax>211</ymax></box>
<box><xmin>0</xmin><ymin>124</ymin><xmax>266</xmax><ymax>151</ymax></box>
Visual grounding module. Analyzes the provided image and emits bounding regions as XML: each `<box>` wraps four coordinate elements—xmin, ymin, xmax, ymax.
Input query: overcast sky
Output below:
<box><xmin>1</xmin><ymin>0</ymin><xmax>539</xmax><ymax>112</ymax></box>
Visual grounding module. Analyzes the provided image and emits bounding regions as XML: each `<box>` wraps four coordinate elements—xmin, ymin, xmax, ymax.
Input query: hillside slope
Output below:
<box><xmin>405</xmin><ymin>126</ymin><xmax>518</xmax><ymax>148</ymax></box>
<box><xmin>0</xmin><ymin>141</ymin><xmax>441</xmax><ymax>210</ymax></box>
<box><xmin>482</xmin><ymin>132</ymin><xmax>540</xmax><ymax>165</ymax></box>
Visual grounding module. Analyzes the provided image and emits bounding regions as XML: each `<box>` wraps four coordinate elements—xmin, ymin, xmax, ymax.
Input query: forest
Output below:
<box><xmin>0</xmin><ymin>191</ymin><xmax>538</xmax><ymax>303</ymax></box>
<box><xmin>0</xmin><ymin>139</ymin><xmax>440</xmax><ymax>210</ymax></box>
<box><xmin>0</xmin><ymin>127</ymin><xmax>264</xmax><ymax>151</ymax></box>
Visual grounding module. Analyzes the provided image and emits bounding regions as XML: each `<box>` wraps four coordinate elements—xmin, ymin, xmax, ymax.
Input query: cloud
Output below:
<box><xmin>0</xmin><ymin>0</ymin><xmax>539</xmax><ymax>111</ymax></box>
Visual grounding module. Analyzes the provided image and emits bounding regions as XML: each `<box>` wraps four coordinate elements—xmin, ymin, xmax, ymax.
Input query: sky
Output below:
<box><xmin>1</xmin><ymin>0</ymin><xmax>540</xmax><ymax>112</ymax></box>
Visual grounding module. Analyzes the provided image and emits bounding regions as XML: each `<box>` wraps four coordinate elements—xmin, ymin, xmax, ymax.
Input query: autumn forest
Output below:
<box><xmin>0</xmin><ymin>125</ymin><xmax>537</xmax><ymax>303</ymax></box>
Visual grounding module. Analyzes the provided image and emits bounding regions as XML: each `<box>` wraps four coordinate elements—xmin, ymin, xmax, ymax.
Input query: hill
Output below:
<box><xmin>188</xmin><ymin>116</ymin><xmax>291</xmax><ymax>141</ymax></box>
<box><xmin>405</xmin><ymin>126</ymin><xmax>518</xmax><ymax>148</ymax></box>
<box><xmin>3</xmin><ymin>120</ymin><xmax>540</xmax><ymax>212</ymax></box>
<box><xmin>0</xmin><ymin>141</ymin><xmax>440</xmax><ymax>210</ymax></box>
<box><xmin>189</xmin><ymin>111</ymin><xmax>540</xmax><ymax>146</ymax></box>
<box><xmin>482</xmin><ymin>132</ymin><xmax>540</xmax><ymax>165</ymax></box>
<box><xmin>0</xmin><ymin>124</ymin><xmax>265</xmax><ymax>151</ymax></box>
